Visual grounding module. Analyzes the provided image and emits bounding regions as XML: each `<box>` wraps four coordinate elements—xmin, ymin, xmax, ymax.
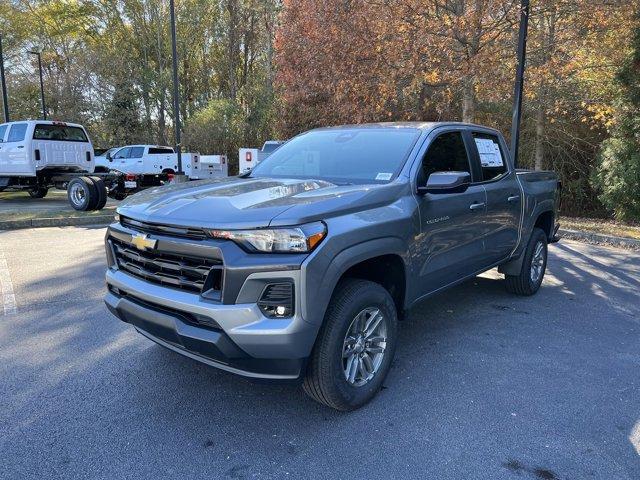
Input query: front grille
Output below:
<box><xmin>111</xmin><ymin>238</ymin><xmax>222</xmax><ymax>295</ymax></box>
<box><xmin>120</xmin><ymin>216</ymin><xmax>207</xmax><ymax>240</ymax></box>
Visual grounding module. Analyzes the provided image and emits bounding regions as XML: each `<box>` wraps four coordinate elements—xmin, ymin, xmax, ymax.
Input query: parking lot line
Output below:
<box><xmin>0</xmin><ymin>245</ymin><xmax>17</xmax><ymax>315</ymax></box>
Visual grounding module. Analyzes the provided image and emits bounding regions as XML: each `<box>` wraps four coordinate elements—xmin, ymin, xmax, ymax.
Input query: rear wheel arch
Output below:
<box><xmin>534</xmin><ymin>210</ymin><xmax>555</xmax><ymax>241</ymax></box>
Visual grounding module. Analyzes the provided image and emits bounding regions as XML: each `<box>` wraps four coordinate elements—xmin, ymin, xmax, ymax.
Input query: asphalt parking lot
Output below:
<box><xmin>0</xmin><ymin>226</ymin><xmax>638</xmax><ymax>479</ymax></box>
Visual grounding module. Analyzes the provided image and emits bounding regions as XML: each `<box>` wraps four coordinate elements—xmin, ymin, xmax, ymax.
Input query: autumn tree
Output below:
<box><xmin>592</xmin><ymin>9</ymin><xmax>640</xmax><ymax>221</ymax></box>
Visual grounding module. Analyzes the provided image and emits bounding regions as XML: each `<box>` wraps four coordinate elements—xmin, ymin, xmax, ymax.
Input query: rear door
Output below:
<box><xmin>468</xmin><ymin>131</ymin><xmax>522</xmax><ymax>263</ymax></box>
<box><xmin>128</xmin><ymin>146</ymin><xmax>145</xmax><ymax>174</ymax></box>
<box><xmin>412</xmin><ymin>129</ymin><xmax>488</xmax><ymax>296</ymax></box>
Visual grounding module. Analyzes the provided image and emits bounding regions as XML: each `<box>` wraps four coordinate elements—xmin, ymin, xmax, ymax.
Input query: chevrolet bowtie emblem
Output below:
<box><xmin>131</xmin><ymin>233</ymin><xmax>157</xmax><ymax>251</ymax></box>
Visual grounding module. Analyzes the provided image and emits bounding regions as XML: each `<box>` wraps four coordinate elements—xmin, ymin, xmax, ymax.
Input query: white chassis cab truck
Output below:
<box><xmin>0</xmin><ymin>121</ymin><xmax>162</xmax><ymax>211</ymax></box>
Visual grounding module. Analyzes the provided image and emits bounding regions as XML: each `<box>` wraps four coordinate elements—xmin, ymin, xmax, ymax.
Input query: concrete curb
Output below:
<box><xmin>559</xmin><ymin>228</ymin><xmax>640</xmax><ymax>251</ymax></box>
<box><xmin>0</xmin><ymin>214</ymin><xmax>113</xmax><ymax>231</ymax></box>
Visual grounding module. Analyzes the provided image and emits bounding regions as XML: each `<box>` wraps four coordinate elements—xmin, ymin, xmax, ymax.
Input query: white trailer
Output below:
<box><xmin>198</xmin><ymin>155</ymin><xmax>228</xmax><ymax>178</ymax></box>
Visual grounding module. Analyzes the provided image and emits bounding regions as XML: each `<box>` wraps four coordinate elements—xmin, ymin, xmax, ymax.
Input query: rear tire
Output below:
<box><xmin>67</xmin><ymin>177</ymin><xmax>99</xmax><ymax>211</ymax></box>
<box><xmin>28</xmin><ymin>187</ymin><xmax>48</xmax><ymax>198</ymax></box>
<box><xmin>88</xmin><ymin>176</ymin><xmax>108</xmax><ymax>210</ymax></box>
<box><xmin>303</xmin><ymin>279</ymin><xmax>398</xmax><ymax>411</ymax></box>
<box><xmin>505</xmin><ymin>227</ymin><xmax>548</xmax><ymax>296</ymax></box>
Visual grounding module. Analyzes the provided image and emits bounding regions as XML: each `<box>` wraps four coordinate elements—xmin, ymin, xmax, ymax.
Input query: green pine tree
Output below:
<box><xmin>593</xmin><ymin>11</ymin><xmax>640</xmax><ymax>221</ymax></box>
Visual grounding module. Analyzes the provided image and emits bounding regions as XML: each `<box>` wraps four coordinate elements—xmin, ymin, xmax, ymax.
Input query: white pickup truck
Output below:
<box><xmin>95</xmin><ymin>145</ymin><xmax>212</xmax><ymax>179</ymax></box>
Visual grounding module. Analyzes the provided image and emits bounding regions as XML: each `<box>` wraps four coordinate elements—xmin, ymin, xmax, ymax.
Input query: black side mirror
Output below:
<box><xmin>417</xmin><ymin>171</ymin><xmax>471</xmax><ymax>194</ymax></box>
<box><xmin>106</xmin><ymin>152</ymin><xmax>113</xmax><ymax>161</ymax></box>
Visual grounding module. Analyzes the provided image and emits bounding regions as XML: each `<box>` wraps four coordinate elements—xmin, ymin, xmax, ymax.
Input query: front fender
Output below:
<box><xmin>300</xmin><ymin>237</ymin><xmax>408</xmax><ymax>327</ymax></box>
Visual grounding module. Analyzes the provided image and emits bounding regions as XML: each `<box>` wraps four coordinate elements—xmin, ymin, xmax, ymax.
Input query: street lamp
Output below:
<box><xmin>169</xmin><ymin>0</ymin><xmax>184</xmax><ymax>179</ymax></box>
<box><xmin>28</xmin><ymin>50</ymin><xmax>47</xmax><ymax>120</ymax></box>
<box><xmin>0</xmin><ymin>34</ymin><xmax>9</xmax><ymax>122</ymax></box>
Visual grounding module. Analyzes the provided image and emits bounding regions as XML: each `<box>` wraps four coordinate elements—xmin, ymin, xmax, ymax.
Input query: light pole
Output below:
<box><xmin>169</xmin><ymin>0</ymin><xmax>184</xmax><ymax>178</ymax></box>
<box><xmin>0</xmin><ymin>34</ymin><xmax>9</xmax><ymax>122</ymax></box>
<box><xmin>510</xmin><ymin>0</ymin><xmax>530</xmax><ymax>169</ymax></box>
<box><xmin>29</xmin><ymin>50</ymin><xmax>46</xmax><ymax>120</ymax></box>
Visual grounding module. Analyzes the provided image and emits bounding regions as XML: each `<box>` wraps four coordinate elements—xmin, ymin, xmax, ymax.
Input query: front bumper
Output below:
<box><xmin>105</xmin><ymin>288</ymin><xmax>307</xmax><ymax>381</ymax></box>
<box><xmin>104</xmin><ymin>222</ymin><xmax>320</xmax><ymax>381</ymax></box>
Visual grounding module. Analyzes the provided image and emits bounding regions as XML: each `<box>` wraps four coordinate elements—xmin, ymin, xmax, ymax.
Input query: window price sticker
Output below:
<box><xmin>475</xmin><ymin>138</ymin><xmax>504</xmax><ymax>167</ymax></box>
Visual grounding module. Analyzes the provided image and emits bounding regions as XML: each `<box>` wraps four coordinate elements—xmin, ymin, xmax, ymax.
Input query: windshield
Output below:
<box><xmin>249</xmin><ymin>128</ymin><xmax>420</xmax><ymax>183</ymax></box>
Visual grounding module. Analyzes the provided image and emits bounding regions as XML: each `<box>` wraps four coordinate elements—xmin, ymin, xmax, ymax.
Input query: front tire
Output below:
<box><xmin>303</xmin><ymin>279</ymin><xmax>398</xmax><ymax>411</ymax></box>
<box><xmin>505</xmin><ymin>227</ymin><xmax>548</xmax><ymax>296</ymax></box>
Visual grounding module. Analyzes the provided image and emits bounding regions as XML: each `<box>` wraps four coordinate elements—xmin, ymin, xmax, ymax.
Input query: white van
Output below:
<box><xmin>0</xmin><ymin>120</ymin><xmax>94</xmax><ymax>177</ymax></box>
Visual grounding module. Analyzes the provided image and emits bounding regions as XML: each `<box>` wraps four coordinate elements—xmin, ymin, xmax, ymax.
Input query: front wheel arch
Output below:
<box><xmin>304</xmin><ymin>237</ymin><xmax>409</xmax><ymax>328</ymax></box>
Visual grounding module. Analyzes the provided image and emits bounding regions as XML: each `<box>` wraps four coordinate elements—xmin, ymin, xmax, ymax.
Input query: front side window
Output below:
<box><xmin>250</xmin><ymin>128</ymin><xmax>421</xmax><ymax>183</ymax></box>
<box><xmin>8</xmin><ymin>123</ymin><xmax>28</xmax><ymax>142</ymax></box>
<box><xmin>421</xmin><ymin>131</ymin><xmax>470</xmax><ymax>181</ymax></box>
<box><xmin>473</xmin><ymin>133</ymin><xmax>507</xmax><ymax>181</ymax></box>
<box><xmin>114</xmin><ymin>147</ymin><xmax>131</xmax><ymax>159</ymax></box>
<box><xmin>0</xmin><ymin>124</ymin><xmax>7</xmax><ymax>142</ymax></box>
<box><xmin>32</xmin><ymin>124</ymin><xmax>88</xmax><ymax>142</ymax></box>
<box><xmin>129</xmin><ymin>147</ymin><xmax>144</xmax><ymax>158</ymax></box>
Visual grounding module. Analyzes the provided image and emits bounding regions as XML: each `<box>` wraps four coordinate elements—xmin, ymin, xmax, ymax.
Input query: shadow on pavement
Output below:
<box><xmin>1</xmin><ymin>239</ymin><xmax>639</xmax><ymax>479</ymax></box>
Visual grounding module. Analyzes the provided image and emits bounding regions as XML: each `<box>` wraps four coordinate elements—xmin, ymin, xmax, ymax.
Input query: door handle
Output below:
<box><xmin>469</xmin><ymin>202</ymin><xmax>485</xmax><ymax>211</ymax></box>
<box><xmin>507</xmin><ymin>195</ymin><xmax>520</xmax><ymax>203</ymax></box>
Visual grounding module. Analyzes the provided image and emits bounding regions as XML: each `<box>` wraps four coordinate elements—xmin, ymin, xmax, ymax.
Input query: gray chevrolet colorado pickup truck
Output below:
<box><xmin>104</xmin><ymin>122</ymin><xmax>560</xmax><ymax>411</ymax></box>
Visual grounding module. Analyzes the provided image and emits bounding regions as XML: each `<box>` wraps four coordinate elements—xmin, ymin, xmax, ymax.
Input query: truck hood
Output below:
<box><xmin>116</xmin><ymin>177</ymin><xmax>402</xmax><ymax>230</ymax></box>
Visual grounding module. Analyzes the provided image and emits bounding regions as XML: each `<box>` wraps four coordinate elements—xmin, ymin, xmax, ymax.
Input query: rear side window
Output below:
<box><xmin>473</xmin><ymin>133</ymin><xmax>507</xmax><ymax>181</ymax></box>
<box><xmin>421</xmin><ymin>131</ymin><xmax>470</xmax><ymax>181</ymax></box>
<box><xmin>33</xmin><ymin>124</ymin><xmax>88</xmax><ymax>142</ymax></box>
<box><xmin>129</xmin><ymin>147</ymin><xmax>144</xmax><ymax>158</ymax></box>
<box><xmin>8</xmin><ymin>123</ymin><xmax>28</xmax><ymax>142</ymax></box>
<box><xmin>148</xmin><ymin>147</ymin><xmax>173</xmax><ymax>154</ymax></box>
<box><xmin>0</xmin><ymin>124</ymin><xmax>7</xmax><ymax>142</ymax></box>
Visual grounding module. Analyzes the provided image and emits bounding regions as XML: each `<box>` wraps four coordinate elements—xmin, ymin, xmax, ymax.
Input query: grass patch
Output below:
<box><xmin>561</xmin><ymin>216</ymin><xmax>640</xmax><ymax>240</ymax></box>
<box><xmin>0</xmin><ymin>190</ymin><xmax>116</xmax><ymax>222</ymax></box>
<box><xmin>0</xmin><ymin>206</ymin><xmax>116</xmax><ymax>222</ymax></box>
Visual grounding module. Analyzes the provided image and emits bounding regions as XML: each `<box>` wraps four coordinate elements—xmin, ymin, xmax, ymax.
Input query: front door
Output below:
<box><xmin>113</xmin><ymin>147</ymin><xmax>132</xmax><ymax>173</ymax></box>
<box><xmin>413</xmin><ymin>130</ymin><xmax>488</xmax><ymax>297</ymax></box>
<box><xmin>4</xmin><ymin>123</ymin><xmax>30</xmax><ymax>175</ymax></box>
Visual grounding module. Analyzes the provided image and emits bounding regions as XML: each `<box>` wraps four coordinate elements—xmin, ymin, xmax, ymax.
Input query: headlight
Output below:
<box><xmin>114</xmin><ymin>213</ymin><xmax>120</xmax><ymax>223</ymax></box>
<box><xmin>208</xmin><ymin>222</ymin><xmax>326</xmax><ymax>253</ymax></box>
